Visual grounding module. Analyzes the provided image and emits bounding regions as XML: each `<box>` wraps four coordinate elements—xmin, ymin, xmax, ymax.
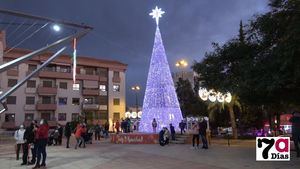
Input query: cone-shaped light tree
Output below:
<box><xmin>139</xmin><ymin>7</ymin><xmax>183</xmax><ymax>132</ymax></box>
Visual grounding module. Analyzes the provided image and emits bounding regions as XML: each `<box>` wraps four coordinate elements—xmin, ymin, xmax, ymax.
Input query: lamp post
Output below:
<box><xmin>131</xmin><ymin>85</ymin><xmax>141</xmax><ymax>119</ymax></box>
<box><xmin>175</xmin><ymin>59</ymin><xmax>188</xmax><ymax>79</ymax></box>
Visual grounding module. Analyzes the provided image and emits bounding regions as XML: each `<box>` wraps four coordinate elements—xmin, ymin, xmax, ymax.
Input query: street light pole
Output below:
<box><xmin>175</xmin><ymin>59</ymin><xmax>188</xmax><ymax>79</ymax></box>
<box><xmin>131</xmin><ymin>85</ymin><xmax>141</xmax><ymax>119</ymax></box>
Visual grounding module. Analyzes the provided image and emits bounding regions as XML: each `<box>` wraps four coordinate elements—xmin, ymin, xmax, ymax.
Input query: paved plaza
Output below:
<box><xmin>0</xmin><ymin>138</ymin><xmax>299</xmax><ymax>169</ymax></box>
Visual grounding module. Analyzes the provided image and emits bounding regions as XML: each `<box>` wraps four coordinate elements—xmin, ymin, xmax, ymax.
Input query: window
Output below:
<box><xmin>6</xmin><ymin>96</ymin><xmax>16</xmax><ymax>104</ymax></box>
<box><xmin>113</xmin><ymin>84</ymin><xmax>120</xmax><ymax>92</ymax></box>
<box><xmin>113</xmin><ymin>98</ymin><xmax>120</xmax><ymax>105</ymax></box>
<box><xmin>25</xmin><ymin>113</ymin><xmax>34</xmax><ymax>121</ymax></box>
<box><xmin>41</xmin><ymin>112</ymin><xmax>51</xmax><ymax>121</ymax></box>
<box><xmin>8</xmin><ymin>79</ymin><xmax>17</xmax><ymax>87</ymax></box>
<box><xmin>84</xmin><ymin>98</ymin><xmax>93</xmax><ymax>104</ymax></box>
<box><xmin>26</xmin><ymin>96</ymin><xmax>35</xmax><ymax>105</ymax></box>
<box><xmin>113</xmin><ymin>112</ymin><xmax>120</xmax><ymax>121</ymax></box>
<box><xmin>42</xmin><ymin>96</ymin><xmax>52</xmax><ymax>104</ymax></box>
<box><xmin>58</xmin><ymin>113</ymin><xmax>67</xmax><ymax>121</ymax></box>
<box><xmin>99</xmin><ymin>85</ymin><xmax>106</xmax><ymax>92</ymax></box>
<box><xmin>113</xmin><ymin>71</ymin><xmax>120</xmax><ymax>77</ymax></box>
<box><xmin>5</xmin><ymin>114</ymin><xmax>15</xmax><ymax>122</ymax></box>
<box><xmin>99</xmin><ymin>68</ymin><xmax>108</xmax><ymax>77</ymax></box>
<box><xmin>99</xmin><ymin>96</ymin><xmax>107</xmax><ymax>105</ymax></box>
<box><xmin>58</xmin><ymin>98</ymin><xmax>67</xmax><ymax>105</ymax></box>
<box><xmin>27</xmin><ymin>80</ymin><xmax>36</xmax><ymax>88</ymax></box>
<box><xmin>99</xmin><ymin>111</ymin><xmax>108</xmax><ymax>120</ymax></box>
<box><xmin>58</xmin><ymin>66</ymin><xmax>70</xmax><ymax>73</ymax></box>
<box><xmin>71</xmin><ymin>113</ymin><xmax>79</xmax><ymax>121</ymax></box>
<box><xmin>28</xmin><ymin>64</ymin><xmax>37</xmax><ymax>71</ymax></box>
<box><xmin>59</xmin><ymin>82</ymin><xmax>68</xmax><ymax>89</ymax></box>
<box><xmin>85</xmin><ymin>67</ymin><xmax>94</xmax><ymax>75</ymax></box>
<box><xmin>43</xmin><ymin>80</ymin><xmax>53</xmax><ymax>87</ymax></box>
<box><xmin>72</xmin><ymin>98</ymin><xmax>80</xmax><ymax>105</ymax></box>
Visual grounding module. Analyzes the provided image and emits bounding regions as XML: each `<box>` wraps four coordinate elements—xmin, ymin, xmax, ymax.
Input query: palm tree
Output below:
<box><xmin>207</xmin><ymin>94</ymin><xmax>241</xmax><ymax>139</ymax></box>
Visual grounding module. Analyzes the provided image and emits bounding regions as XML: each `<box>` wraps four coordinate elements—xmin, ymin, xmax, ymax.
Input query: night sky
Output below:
<box><xmin>0</xmin><ymin>0</ymin><xmax>269</xmax><ymax>107</ymax></box>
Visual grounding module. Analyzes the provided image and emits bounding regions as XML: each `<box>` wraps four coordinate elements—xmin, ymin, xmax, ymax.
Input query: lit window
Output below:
<box><xmin>113</xmin><ymin>85</ymin><xmax>120</xmax><ymax>92</ymax></box>
<box><xmin>99</xmin><ymin>85</ymin><xmax>106</xmax><ymax>92</ymax></box>
<box><xmin>113</xmin><ymin>98</ymin><xmax>120</xmax><ymax>105</ymax></box>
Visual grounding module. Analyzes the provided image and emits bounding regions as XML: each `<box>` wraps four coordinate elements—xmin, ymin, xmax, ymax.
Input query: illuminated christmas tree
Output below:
<box><xmin>140</xmin><ymin>7</ymin><xmax>183</xmax><ymax>132</ymax></box>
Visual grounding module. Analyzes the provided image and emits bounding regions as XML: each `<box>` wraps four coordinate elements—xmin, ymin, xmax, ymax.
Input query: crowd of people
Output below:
<box><xmin>13</xmin><ymin>120</ymin><xmax>111</xmax><ymax>168</ymax></box>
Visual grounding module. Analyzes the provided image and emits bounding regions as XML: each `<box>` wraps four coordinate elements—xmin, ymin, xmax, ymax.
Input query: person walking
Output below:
<box><xmin>64</xmin><ymin>122</ymin><xmax>71</xmax><ymax>148</ymax></box>
<box><xmin>115</xmin><ymin>120</ymin><xmax>120</xmax><ymax>134</ymax></box>
<box><xmin>104</xmin><ymin>121</ymin><xmax>109</xmax><ymax>138</ymax></box>
<box><xmin>25</xmin><ymin>120</ymin><xmax>38</xmax><ymax>165</ymax></box>
<box><xmin>57</xmin><ymin>124</ymin><xmax>63</xmax><ymax>145</ymax></box>
<box><xmin>33</xmin><ymin>119</ymin><xmax>49</xmax><ymax>169</ymax></box>
<box><xmin>169</xmin><ymin>124</ymin><xmax>175</xmax><ymax>141</ymax></box>
<box><xmin>152</xmin><ymin>118</ymin><xmax>157</xmax><ymax>133</ymax></box>
<box><xmin>199</xmin><ymin>118</ymin><xmax>208</xmax><ymax>149</ymax></box>
<box><xmin>163</xmin><ymin>127</ymin><xmax>170</xmax><ymax>145</ymax></box>
<box><xmin>179</xmin><ymin>120</ymin><xmax>186</xmax><ymax>135</ymax></box>
<box><xmin>14</xmin><ymin>125</ymin><xmax>25</xmax><ymax>162</ymax></box>
<box><xmin>74</xmin><ymin>123</ymin><xmax>83</xmax><ymax>149</ymax></box>
<box><xmin>191</xmin><ymin>122</ymin><xmax>200</xmax><ymax>149</ymax></box>
<box><xmin>289</xmin><ymin>111</ymin><xmax>300</xmax><ymax>157</ymax></box>
<box><xmin>94</xmin><ymin>123</ymin><xmax>101</xmax><ymax>141</ymax></box>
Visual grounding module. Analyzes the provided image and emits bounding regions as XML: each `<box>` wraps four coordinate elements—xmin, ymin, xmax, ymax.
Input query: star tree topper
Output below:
<box><xmin>149</xmin><ymin>6</ymin><xmax>165</xmax><ymax>25</ymax></box>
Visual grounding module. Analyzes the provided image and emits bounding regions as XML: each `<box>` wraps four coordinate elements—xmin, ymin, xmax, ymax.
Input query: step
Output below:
<box><xmin>170</xmin><ymin>140</ymin><xmax>185</xmax><ymax>144</ymax></box>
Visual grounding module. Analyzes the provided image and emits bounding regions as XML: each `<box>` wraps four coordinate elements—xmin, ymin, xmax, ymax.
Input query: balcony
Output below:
<box><xmin>82</xmin><ymin>104</ymin><xmax>100</xmax><ymax>110</ymax></box>
<box><xmin>99</xmin><ymin>105</ymin><xmax>108</xmax><ymax>110</ymax></box>
<box><xmin>39</xmin><ymin>70</ymin><xmax>72</xmax><ymax>79</ymax></box>
<box><xmin>7</xmin><ymin>69</ymin><xmax>18</xmax><ymax>76</ymax></box>
<box><xmin>82</xmin><ymin>89</ymin><xmax>99</xmax><ymax>96</ymax></box>
<box><xmin>1</xmin><ymin>121</ymin><xmax>16</xmax><ymax>129</ymax></box>
<box><xmin>25</xmin><ymin>88</ymin><xmax>37</xmax><ymax>94</ymax></box>
<box><xmin>99</xmin><ymin>91</ymin><xmax>108</xmax><ymax>96</ymax></box>
<box><xmin>37</xmin><ymin>85</ymin><xmax>57</xmax><ymax>95</ymax></box>
<box><xmin>36</xmin><ymin>102</ymin><xmax>57</xmax><ymax>111</ymax></box>
<box><xmin>112</xmin><ymin>76</ymin><xmax>121</xmax><ymax>83</ymax></box>
<box><xmin>24</xmin><ymin>105</ymin><xmax>35</xmax><ymax>111</ymax></box>
<box><xmin>99</xmin><ymin>76</ymin><xmax>108</xmax><ymax>82</ymax></box>
<box><xmin>77</xmin><ymin>74</ymin><xmax>99</xmax><ymax>81</ymax></box>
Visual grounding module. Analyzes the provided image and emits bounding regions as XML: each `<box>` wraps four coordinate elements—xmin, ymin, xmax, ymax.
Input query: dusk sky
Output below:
<box><xmin>0</xmin><ymin>0</ymin><xmax>269</xmax><ymax>107</ymax></box>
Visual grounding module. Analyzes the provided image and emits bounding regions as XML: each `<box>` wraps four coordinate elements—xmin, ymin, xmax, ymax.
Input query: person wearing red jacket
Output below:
<box><xmin>75</xmin><ymin>123</ymin><xmax>84</xmax><ymax>149</ymax></box>
<box><xmin>33</xmin><ymin>119</ymin><xmax>49</xmax><ymax>169</ymax></box>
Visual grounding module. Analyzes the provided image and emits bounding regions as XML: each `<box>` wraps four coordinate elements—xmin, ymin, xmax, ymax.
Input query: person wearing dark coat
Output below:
<box><xmin>179</xmin><ymin>120</ymin><xmax>186</xmax><ymax>135</ymax></box>
<box><xmin>64</xmin><ymin>122</ymin><xmax>71</xmax><ymax>148</ymax></box>
<box><xmin>24</xmin><ymin>120</ymin><xmax>38</xmax><ymax>165</ymax></box>
<box><xmin>289</xmin><ymin>112</ymin><xmax>300</xmax><ymax>157</ymax></box>
<box><xmin>169</xmin><ymin>124</ymin><xmax>175</xmax><ymax>140</ymax></box>
<box><xmin>57</xmin><ymin>124</ymin><xmax>63</xmax><ymax>145</ymax></box>
<box><xmin>199</xmin><ymin>118</ymin><xmax>208</xmax><ymax>149</ymax></box>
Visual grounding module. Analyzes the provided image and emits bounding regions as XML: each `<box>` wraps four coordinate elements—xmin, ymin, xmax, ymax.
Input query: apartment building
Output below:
<box><xmin>0</xmin><ymin>31</ymin><xmax>127</xmax><ymax>130</ymax></box>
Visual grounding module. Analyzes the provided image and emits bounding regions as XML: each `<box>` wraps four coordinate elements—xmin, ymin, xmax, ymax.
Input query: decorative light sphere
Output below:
<box><xmin>131</xmin><ymin>111</ymin><xmax>137</xmax><ymax>119</ymax></box>
<box><xmin>199</xmin><ymin>87</ymin><xmax>208</xmax><ymax>101</ymax></box>
<box><xmin>208</xmin><ymin>89</ymin><xmax>217</xmax><ymax>102</ymax></box>
<box><xmin>216</xmin><ymin>92</ymin><xmax>225</xmax><ymax>102</ymax></box>
<box><xmin>125</xmin><ymin>112</ymin><xmax>131</xmax><ymax>118</ymax></box>
<box><xmin>52</xmin><ymin>24</ymin><xmax>61</xmax><ymax>32</ymax></box>
<box><xmin>138</xmin><ymin>111</ymin><xmax>142</xmax><ymax>118</ymax></box>
<box><xmin>224</xmin><ymin>92</ymin><xmax>232</xmax><ymax>103</ymax></box>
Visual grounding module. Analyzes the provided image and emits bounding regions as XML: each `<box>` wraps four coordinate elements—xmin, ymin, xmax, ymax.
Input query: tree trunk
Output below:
<box><xmin>228</xmin><ymin>106</ymin><xmax>238</xmax><ymax>139</ymax></box>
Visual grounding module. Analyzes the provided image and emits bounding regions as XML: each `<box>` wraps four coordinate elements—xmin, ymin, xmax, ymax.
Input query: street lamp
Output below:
<box><xmin>175</xmin><ymin>59</ymin><xmax>188</xmax><ymax>79</ymax></box>
<box><xmin>131</xmin><ymin>85</ymin><xmax>141</xmax><ymax>119</ymax></box>
<box><xmin>52</xmin><ymin>24</ymin><xmax>61</xmax><ymax>32</ymax></box>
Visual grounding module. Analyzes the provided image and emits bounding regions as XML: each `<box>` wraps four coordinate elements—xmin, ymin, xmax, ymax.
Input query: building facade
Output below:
<box><xmin>0</xmin><ymin>31</ymin><xmax>127</xmax><ymax>130</ymax></box>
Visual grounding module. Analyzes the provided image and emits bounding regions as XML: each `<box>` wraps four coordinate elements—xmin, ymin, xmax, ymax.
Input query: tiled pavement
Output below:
<box><xmin>0</xmin><ymin>137</ymin><xmax>299</xmax><ymax>169</ymax></box>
